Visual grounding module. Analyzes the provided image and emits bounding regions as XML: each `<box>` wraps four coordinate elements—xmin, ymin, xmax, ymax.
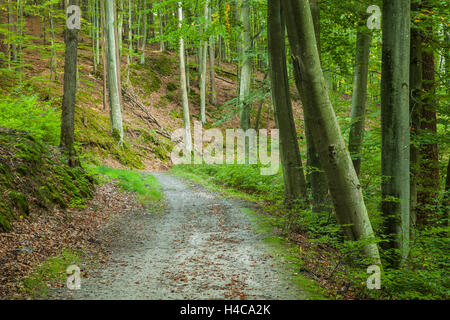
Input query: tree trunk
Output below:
<box><xmin>283</xmin><ymin>0</ymin><xmax>381</xmax><ymax>264</ymax></box>
<box><xmin>105</xmin><ymin>0</ymin><xmax>124</xmax><ymax>145</ymax></box>
<box><xmin>200</xmin><ymin>1</ymin><xmax>209</xmax><ymax>124</ymax></box>
<box><xmin>304</xmin><ymin>0</ymin><xmax>330</xmax><ymax>213</ymax></box>
<box><xmin>349</xmin><ymin>27</ymin><xmax>371</xmax><ymax>176</ymax></box>
<box><xmin>417</xmin><ymin>19</ymin><xmax>439</xmax><ymax>226</ymax></box>
<box><xmin>100</xmin><ymin>0</ymin><xmax>108</xmax><ymax>111</ymax></box>
<box><xmin>268</xmin><ymin>0</ymin><xmax>308</xmax><ymax>205</ymax></box>
<box><xmin>127</xmin><ymin>0</ymin><xmax>133</xmax><ymax>83</ymax></box>
<box><xmin>239</xmin><ymin>0</ymin><xmax>252</xmax><ymax>131</ymax></box>
<box><xmin>60</xmin><ymin>0</ymin><xmax>80</xmax><ymax>167</ymax></box>
<box><xmin>118</xmin><ymin>0</ymin><xmax>123</xmax><ymax>59</ymax></box>
<box><xmin>178</xmin><ymin>2</ymin><xmax>192</xmax><ymax>153</ymax></box>
<box><xmin>209</xmin><ymin>7</ymin><xmax>217</xmax><ymax>106</ymax></box>
<box><xmin>49</xmin><ymin>6</ymin><xmax>57</xmax><ymax>81</ymax></box>
<box><xmin>158</xmin><ymin>10</ymin><xmax>165</xmax><ymax>52</ymax></box>
<box><xmin>7</xmin><ymin>0</ymin><xmax>17</xmax><ymax>69</ymax></box>
<box><xmin>381</xmin><ymin>0</ymin><xmax>410</xmax><ymax>265</ymax></box>
<box><xmin>409</xmin><ymin>0</ymin><xmax>423</xmax><ymax>231</ymax></box>
<box><xmin>140</xmin><ymin>0</ymin><xmax>148</xmax><ymax>64</ymax></box>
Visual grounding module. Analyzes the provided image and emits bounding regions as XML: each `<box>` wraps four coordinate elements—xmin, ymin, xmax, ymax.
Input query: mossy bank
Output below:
<box><xmin>0</xmin><ymin>127</ymin><xmax>94</xmax><ymax>232</ymax></box>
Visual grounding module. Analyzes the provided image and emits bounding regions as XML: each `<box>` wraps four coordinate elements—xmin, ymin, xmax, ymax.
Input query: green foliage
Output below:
<box><xmin>173</xmin><ymin>164</ymin><xmax>283</xmax><ymax>201</ymax></box>
<box><xmin>93</xmin><ymin>166</ymin><xmax>163</xmax><ymax>204</ymax></box>
<box><xmin>21</xmin><ymin>248</ymin><xmax>83</xmax><ymax>299</ymax></box>
<box><xmin>0</xmin><ymin>128</ymin><xmax>94</xmax><ymax>232</ymax></box>
<box><xmin>74</xmin><ymin>106</ymin><xmax>145</xmax><ymax>169</ymax></box>
<box><xmin>0</xmin><ymin>95</ymin><xmax>60</xmax><ymax>146</ymax></box>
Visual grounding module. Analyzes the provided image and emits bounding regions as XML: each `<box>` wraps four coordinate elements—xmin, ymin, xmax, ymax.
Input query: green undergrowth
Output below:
<box><xmin>171</xmin><ymin>164</ymin><xmax>284</xmax><ymax>202</ymax></box>
<box><xmin>242</xmin><ymin>208</ymin><xmax>327</xmax><ymax>300</ymax></box>
<box><xmin>92</xmin><ymin>166</ymin><xmax>163</xmax><ymax>205</ymax></box>
<box><xmin>74</xmin><ymin>105</ymin><xmax>145</xmax><ymax>168</ymax></box>
<box><xmin>20</xmin><ymin>248</ymin><xmax>85</xmax><ymax>299</ymax></box>
<box><xmin>130</xmin><ymin>54</ymin><xmax>175</xmax><ymax>94</ymax></box>
<box><xmin>0</xmin><ymin>128</ymin><xmax>94</xmax><ymax>232</ymax></box>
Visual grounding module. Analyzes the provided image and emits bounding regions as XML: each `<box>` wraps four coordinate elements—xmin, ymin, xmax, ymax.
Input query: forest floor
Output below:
<box><xmin>49</xmin><ymin>173</ymin><xmax>323</xmax><ymax>300</ymax></box>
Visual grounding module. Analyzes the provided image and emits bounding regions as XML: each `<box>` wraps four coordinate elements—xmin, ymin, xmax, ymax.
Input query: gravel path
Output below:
<box><xmin>53</xmin><ymin>173</ymin><xmax>314</xmax><ymax>300</ymax></box>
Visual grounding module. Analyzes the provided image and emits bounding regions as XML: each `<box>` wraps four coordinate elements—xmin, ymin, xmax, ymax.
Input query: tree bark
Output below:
<box><xmin>239</xmin><ymin>0</ymin><xmax>252</xmax><ymax>131</ymax></box>
<box><xmin>417</xmin><ymin>19</ymin><xmax>439</xmax><ymax>226</ymax></box>
<box><xmin>349</xmin><ymin>27</ymin><xmax>371</xmax><ymax>176</ymax></box>
<box><xmin>268</xmin><ymin>0</ymin><xmax>308</xmax><ymax>205</ymax></box>
<box><xmin>178</xmin><ymin>1</ymin><xmax>192</xmax><ymax>153</ymax></box>
<box><xmin>60</xmin><ymin>0</ymin><xmax>80</xmax><ymax>167</ymax></box>
<box><xmin>283</xmin><ymin>0</ymin><xmax>381</xmax><ymax>264</ymax></box>
<box><xmin>303</xmin><ymin>0</ymin><xmax>330</xmax><ymax>213</ymax></box>
<box><xmin>409</xmin><ymin>0</ymin><xmax>423</xmax><ymax>231</ymax></box>
<box><xmin>209</xmin><ymin>6</ymin><xmax>217</xmax><ymax>106</ymax></box>
<box><xmin>140</xmin><ymin>0</ymin><xmax>148</xmax><ymax>64</ymax></box>
<box><xmin>381</xmin><ymin>0</ymin><xmax>410</xmax><ymax>265</ymax></box>
<box><xmin>200</xmin><ymin>1</ymin><xmax>209</xmax><ymax>123</ymax></box>
<box><xmin>105</xmin><ymin>0</ymin><xmax>124</xmax><ymax>145</ymax></box>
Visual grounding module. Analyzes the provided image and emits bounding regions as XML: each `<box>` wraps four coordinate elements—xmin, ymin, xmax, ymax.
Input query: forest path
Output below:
<box><xmin>52</xmin><ymin>173</ymin><xmax>313</xmax><ymax>300</ymax></box>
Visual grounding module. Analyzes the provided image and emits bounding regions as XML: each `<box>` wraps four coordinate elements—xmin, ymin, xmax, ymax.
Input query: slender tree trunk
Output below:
<box><xmin>284</xmin><ymin>0</ymin><xmax>381</xmax><ymax>264</ymax></box>
<box><xmin>268</xmin><ymin>0</ymin><xmax>308</xmax><ymax>204</ymax></box>
<box><xmin>8</xmin><ymin>0</ymin><xmax>17</xmax><ymax>69</ymax></box>
<box><xmin>158</xmin><ymin>10</ymin><xmax>165</xmax><ymax>52</ymax></box>
<box><xmin>95</xmin><ymin>0</ymin><xmax>100</xmax><ymax>66</ymax></box>
<box><xmin>90</xmin><ymin>0</ymin><xmax>97</xmax><ymax>74</ymax></box>
<box><xmin>101</xmin><ymin>0</ymin><xmax>108</xmax><ymax>111</ymax></box>
<box><xmin>444</xmin><ymin>158</ymin><xmax>450</xmax><ymax>221</ymax></box>
<box><xmin>200</xmin><ymin>1</ymin><xmax>209</xmax><ymax>123</ymax></box>
<box><xmin>417</xmin><ymin>17</ymin><xmax>439</xmax><ymax>226</ymax></box>
<box><xmin>140</xmin><ymin>0</ymin><xmax>148</xmax><ymax>64</ymax></box>
<box><xmin>349</xmin><ymin>27</ymin><xmax>371</xmax><ymax>176</ymax></box>
<box><xmin>105</xmin><ymin>0</ymin><xmax>124</xmax><ymax>145</ymax></box>
<box><xmin>127</xmin><ymin>0</ymin><xmax>133</xmax><ymax>83</ymax></box>
<box><xmin>60</xmin><ymin>0</ymin><xmax>80</xmax><ymax>167</ymax></box>
<box><xmin>149</xmin><ymin>3</ymin><xmax>154</xmax><ymax>38</ymax></box>
<box><xmin>118</xmin><ymin>0</ymin><xmax>123</xmax><ymax>59</ymax></box>
<box><xmin>239</xmin><ymin>0</ymin><xmax>252</xmax><ymax>130</ymax></box>
<box><xmin>255</xmin><ymin>71</ymin><xmax>268</xmax><ymax>131</ymax></box>
<box><xmin>49</xmin><ymin>6</ymin><xmax>57</xmax><ymax>81</ymax></box>
<box><xmin>178</xmin><ymin>2</ymin><xmax>192</xmax><ymax>153</ymax></box>
<box><xmin>209</xmin><ymin>7</ymin><xmax>217</xmax><ymax>106</ymax></box>
<box><xmin>303</xmin><ymin>0</ymin><xmax>330</xmax><ymax>213</ymax></box>
<box><xmin>16</xmin><ymin>0</ymin><xmax>23</xmax><ymax>83</ymax></box>
<box><xmin>185</xmin><ymin>45</ymin><xmax>191</xmax><ymax>93</ymax></box>
<box><xmin>410</xmin><ymin>0</ymin><xmax>423</xmax><ymax>231</ymax></box>
<box><xmin>381</xmin><ymin>0</ymin><xmax>411</xmax><ymax>265</ymax></box>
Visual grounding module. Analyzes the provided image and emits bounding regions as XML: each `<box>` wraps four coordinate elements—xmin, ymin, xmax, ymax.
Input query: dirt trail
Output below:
<box><xmin>52</xmin><ymin>173</ymin><xmax>314</xmax><ymax>300</ymax></box>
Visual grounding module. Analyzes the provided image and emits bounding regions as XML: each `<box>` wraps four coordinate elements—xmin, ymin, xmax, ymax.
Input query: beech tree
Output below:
<box><xmin>267</xmin><ymin>0</ymin><xmax>308</xmax><ymax>204</ymax></box>
<box><xmin>238</xmin><ymin>0</ymin><xmax>252</xmax><ymax>131</ymax></box>
<box><xmin>380</xmin><ymin>0</ymin><xmax>411</xmax><ymax>265</ymax></box>
<box><xmin>105</xmin><ymin>0</ymin><xmax>124</xmax><ymax>145</ymax></box>
<box><xmin>178</xmin><ymin>1</ymin><xmax>192</xmax><ymax>153</ymax></box>
<box><xmin>348</xmin><ymin>21</ymin><xmax>372</xmax><ymax>177</ymax></box>
<box><xmin>283</xmin><ymin>0</ymin><xmax>381</xmax><ymax>264</ymax></box>
<box><xmin>60</xmin><ymin>0</ymin><xmax>80</xmax><ymax>167</ymax></box>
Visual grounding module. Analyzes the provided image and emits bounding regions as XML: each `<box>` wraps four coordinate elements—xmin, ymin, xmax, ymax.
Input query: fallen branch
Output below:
<box><xmin>121</xmin><ymin>86</ymin><xmax>181</xmax><ymax>143</ymax></box>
